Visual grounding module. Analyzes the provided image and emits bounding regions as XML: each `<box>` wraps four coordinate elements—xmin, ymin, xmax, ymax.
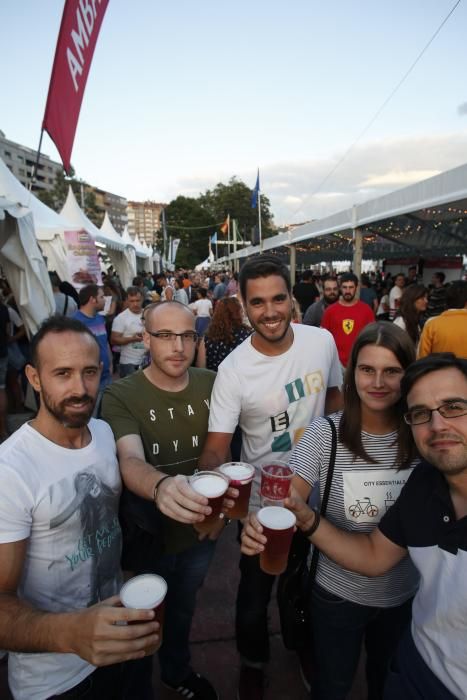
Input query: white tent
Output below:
<box><xmin>0</xmin><ymin>158</ymin><xmax>75</xmax><ymax>281</ymax></box>
<box><xmin>61</xmin><ymin>187</ymin><xmax>126</xmax><ymax>252</ymax></box>
<box><xmin>99</xmin><ymin>212</ymin><xmax>133</xmax><ymax>286</ymax></box>
<box><xmin>0</xmin><ymin>198</ymin><xmax>55</xmax><ymax>335</ymax></box>
<box><xmin>118</xmin><ymin>226</ymin><xmax>138</xmax><ymax>288</ymax></box>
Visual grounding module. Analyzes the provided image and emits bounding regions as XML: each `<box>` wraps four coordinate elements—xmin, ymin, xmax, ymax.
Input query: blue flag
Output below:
<box><xmin>211</xmin><ymin>232</ymin><xmax>218</xmax><ymax>244</ymax></box>
<box><xmin>251</xmin><ymin>170</ymin><xmax>260</xmax><ymax>208</ymax></box>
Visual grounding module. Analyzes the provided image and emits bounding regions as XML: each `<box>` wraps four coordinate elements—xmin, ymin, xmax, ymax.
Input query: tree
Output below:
<box><xmin>37</xmin><ymin>167</ymin><xmax>103</xmax><ymax>227</ymax></box>
<box><xmin>199</xmin><ymin>176</ymin><xmax>274</xmax><ymax>243</ymax></box>
<box><xmin>163</xmin><ymin>196</ymin><xmax>217</xmax><ymax>269</ymax></box>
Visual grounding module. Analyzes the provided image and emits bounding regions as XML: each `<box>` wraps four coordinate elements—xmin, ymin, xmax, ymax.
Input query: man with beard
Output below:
<box><xmin>102</xmin><ymin>301</ymin><xmax>222</xmax><ymax>700</ymax></box>
<box><xmin>243</xmin><ymin>353</ymin><xmax>467</xmax><ymax>699</ymax></box>
<box><xmin>0</xmin><ymin>316</ymin><xmax>158</xmax><ymax>700</ymax></box>
<box><xmin>303</xmin><ymin>276</ymin><xmax>339</xmax><ymax>326</ymax></box>
<box><xmin>198</xmin><ymin>254</ymin><xmax>342</xmax><ymax>699</ymax></box>
<box><xmin>321</xmin><ymin>272</ymin><xmax>374</xmax><ymax>369</ymax></box>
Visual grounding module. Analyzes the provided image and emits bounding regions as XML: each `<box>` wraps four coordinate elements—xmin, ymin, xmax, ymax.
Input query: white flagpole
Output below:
<box><xmin>258</xmin><ymin>188</ymin><xmax>262</xmax><ymax>251</ymax></box>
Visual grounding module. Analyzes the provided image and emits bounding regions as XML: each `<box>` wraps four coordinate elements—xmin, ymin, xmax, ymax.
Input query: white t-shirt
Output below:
<box><xmin>0</xmin><ymin>419</ymin><xmax>122</xmax><ymax>700</ymax></box>
<box><xmin>389</xmin><ymin>285</ymin><xmax>403</xmax><ymax>319</ymax></box>
<box><xmin>112</xmin><ymin>307</ymin><xmax>145</xmax><ymax>365</ymax></box>
<box><xmin>208</xmin><ymin>324</ymin><xmax>342</xmax><ymax>509</ymax></box>
<box><xmin>191</xmin><ymin>299</ymin><xmax>212</xmax><ymax>317</ymax></box>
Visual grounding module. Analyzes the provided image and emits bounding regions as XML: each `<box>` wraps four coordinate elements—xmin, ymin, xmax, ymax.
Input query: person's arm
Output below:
<box><xmin>115</xmin><ymin>434</ymin><xmax>211</xmax><ymax>524</ymax></box>
<box><xmin>198</xmin><ymin>431</ymin><xmax>233</xmax><ymax>468</ymax></box>
<box><xmin>0</xmin><ymin>539</ymin><xmax>159</xmax><ymax>664</ymax></box>
<box><xmin>372</xmin><ymin>296</ymin><xmax>378</xmax><ymax>314</ymax></box>
<box><xmin>325</xmin><ymin>386</ymin><xmax>342</xmax><ymax>413</ymax></box>
<box><xmin>241</xmin><ymin>492</ymin><xmax>406</xmax><ymax>577</ymax></box>
<box><xmin>110</xmin><ymin>330</ymin><xmax>142</xmax><ymax>347</ymax></box>
<box><xmin>195</xmin><ymin>338</ymin><xmax>206</xmax><ymax>368</ymax></box>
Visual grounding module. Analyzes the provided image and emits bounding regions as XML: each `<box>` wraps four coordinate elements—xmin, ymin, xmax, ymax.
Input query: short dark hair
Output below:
<box><xmin>340</xmin><ymin>272</ymin><xmax>358</xmax><ymax>286</ymax></box>
<box><xmin>433</xmin><ymin>271</ymin><xmax>445</xmax><ymax>284</ymax></box>
<box><xmin>401</xmin><ymin>353</ymin><xmax>467</xmax><ymax>401</ymax></box>
<box><xmin>29</xmin><ymin>315</ymin><xmax>99</xmax><ymax>368</ymax></box>
<box><xmin>301</xmin><ymin>270</ymin><xmax>314</xmax><ymax>282</ymax></box>
<box><xmin>126</xmin><ymin>286</ymin><xmax>143</xmax><ymax>298</ymax></box>
<box><xmin>132</xmin><ymin>276</ymin><xmax>144</xmax><ymax>287</ymax></box>
<box><xmin>239</xmin><ymin>254</ymin><xmax>291</xmax><ymax>300</ymax></box>
<box><xmin>78</xmin><ymin>284</ymin><xmax>100</xmax><ymax>306</ymax></box>
<box><xmin>445</xmin><ymin>280</ymin><xmax>467</xmax><ymax>309</ymax></box>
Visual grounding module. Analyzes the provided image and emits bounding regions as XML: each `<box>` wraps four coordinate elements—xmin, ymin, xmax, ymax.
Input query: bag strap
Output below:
<box><xmin>63</xmin><ymin>294</ymin><xmax>69</xmax><ymax>316</ymax></box>
<box><xmin>307</xmin><ymin>416</ymin><xmax>337</xmax><ymax>586</ymax></box>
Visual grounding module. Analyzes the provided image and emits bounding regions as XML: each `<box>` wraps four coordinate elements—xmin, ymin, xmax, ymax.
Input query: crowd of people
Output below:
<box><xmin>0</xmin><ymin>255</ymin><xmax>466</xmax><ymax>700</ymax></box>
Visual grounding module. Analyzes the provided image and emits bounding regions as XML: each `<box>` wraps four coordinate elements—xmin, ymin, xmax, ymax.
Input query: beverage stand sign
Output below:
<box><xmin>64</xmin><ymin>230</ymin><xmax>102</xmax><ymax>288</ymax></box>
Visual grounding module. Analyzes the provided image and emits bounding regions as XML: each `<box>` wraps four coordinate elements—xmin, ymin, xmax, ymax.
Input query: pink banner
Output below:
<box><xmin>43</xmin><ymin>0</ymin><xmax>109</xmax><ymax>172</ymax></box>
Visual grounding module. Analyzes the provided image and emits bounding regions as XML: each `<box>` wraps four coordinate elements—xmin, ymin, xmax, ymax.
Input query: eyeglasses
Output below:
<box><xmin>146</xmin><ymin>331</ymin><xmax>199</xmax><ymax>343</ymax></box>
<box><xmin>404</xmin><ymin>399</ymin><xmax>467</xmax><ymax>426</ymax></box>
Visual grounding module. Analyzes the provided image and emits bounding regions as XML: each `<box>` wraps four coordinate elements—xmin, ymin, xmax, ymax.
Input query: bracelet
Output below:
<box><xmin>302</xmin><ymin>511</ymin><xmax>321</xmax><ymax>538</ymax></box>
<box><xmin>153</xmin><ymin>475</ymin><xmax>172</xmax><ymax>509</ymax></box>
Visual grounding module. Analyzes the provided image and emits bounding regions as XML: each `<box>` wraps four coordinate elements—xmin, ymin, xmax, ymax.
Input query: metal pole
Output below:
<box><xmin>353</xmin><ymin>228</ymin><xmax>363</xmax><ymax>298</ymax></box>
<box><xmin>258</xmin><ymin>189</ymin><xmax>263</xmax><ymax>251</ymax></box>
<box><xmin>28</xmin><ymin>129</ymin><xmax>44</xmax><ymax>192</ymax></box>
<box><xmin>289</xmin><ymin>245</ymin><xmax>296</xmax><ymax>287</ymax></box>
<box><xmin>233</xmin><ymin>219</ymin><xmax>238</xmax><ymax>273</ymax></box>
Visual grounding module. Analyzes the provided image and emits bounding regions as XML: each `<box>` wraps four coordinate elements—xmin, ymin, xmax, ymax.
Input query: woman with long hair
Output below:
<box><xmin>242</xmin><ymin>322</ymin><xmax>419</xmax><ymax>700</ymax></box>
<box><xmin>196</xmin><ymin>296</ymin><xmax>251</xmax><ymax>371</ymax></box>
<box><xmin>393</xmin><ymin>284</ymin><xmax>428</xmax><ymax>345</ymax></box>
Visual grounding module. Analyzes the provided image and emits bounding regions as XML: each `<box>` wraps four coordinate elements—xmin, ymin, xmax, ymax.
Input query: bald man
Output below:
<box><xmin>102</xmin><ymin>301</ymin><xmax>222</xmax><ymax>700</ymax></box>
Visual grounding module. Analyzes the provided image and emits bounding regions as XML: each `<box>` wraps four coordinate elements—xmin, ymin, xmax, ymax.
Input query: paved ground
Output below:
<box><xmin>0</xmin><ymin>524</ymin><xmax>365</xmax><ymax>699</ymax></box>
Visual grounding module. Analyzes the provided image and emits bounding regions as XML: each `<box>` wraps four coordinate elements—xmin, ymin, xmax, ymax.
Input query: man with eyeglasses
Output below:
<box><xmin>243</xmin><ymin>352</ymin><xmax>467</xmax><ymax>699</ymax></box>
<box><xmin>102</xmin><ymin>301</ymin><xmax>221</xmax><ymax>700</ymax></box>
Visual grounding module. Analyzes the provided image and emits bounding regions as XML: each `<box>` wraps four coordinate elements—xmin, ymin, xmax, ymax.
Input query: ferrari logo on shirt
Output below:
<box><xmin>343</xmin><ymin>319</ymin><xmax>354</xmax><ymax>335</ymax></box>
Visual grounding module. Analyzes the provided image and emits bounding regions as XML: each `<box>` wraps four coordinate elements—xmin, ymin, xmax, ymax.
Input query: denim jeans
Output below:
<box><xmin>235</xmin><ymin>552</ymin><xmax>276</xmax><ymax>664</ymax></box>
<box><xmin>384</xmin><ymin>628</ymin><xmax>457</xmax><ymax>700</ymax></box>
<box><xmin>118</xmin><ymin>363</ymin><xmax>140</xmax><ymax>378</ymax></box>
<box><xmin>310</xmin><ymin>584</ymin><xmax>413</xmax><ymax>700</ymax></box>
<box><xmin>49</xmin><ymin>664</ymin><xmax>124</xmax><ymax>699</ymax></box>
<box><xmin>123</xmin><ymin>539</ymin><xmax>216</xmax><ymax>698</ymax></box>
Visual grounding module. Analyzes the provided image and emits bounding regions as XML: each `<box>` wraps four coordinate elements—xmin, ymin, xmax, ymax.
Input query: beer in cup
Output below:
<box><xmin>189</xmin><ymin>470</ymin><xmax>230</xmax><ymax>534</ymax></box>
<box><xmin>257</xmin><ymin>506</ymin><xmax>296</xmax><ymax>575</ymax></box>
<box><xmin>219</xmin><ymin>462</ymin><xmax>255</xmax><ymax>519</ymax></box>
<box><xmin>120</xmin><ymin>574</ymin><xmax>167</xmax><ymax>654</ymax></box>
<box><xmin>260</xmin><ymin>461</ymin><xmax>294</xmax><ymax>507</ymax></box>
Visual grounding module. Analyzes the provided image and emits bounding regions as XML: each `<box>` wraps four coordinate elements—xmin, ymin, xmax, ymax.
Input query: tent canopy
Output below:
<box><xmin>218</xmin><ymin>162</ymin><xmax>467</xmax><ymax>265</ymax></box>
<box><xmin>0</xmin><ymin>198</ymin><xmax>55</xmax><ymax>335</ymax></box>
<box><xmin>61</xmin><ymin>187</ymin><xmax>126</xmax><ymax>252</ymax></box>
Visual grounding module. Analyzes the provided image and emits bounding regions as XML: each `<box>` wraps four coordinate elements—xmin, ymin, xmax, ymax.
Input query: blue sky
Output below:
<box><xmin>2</xmin><ymin>0</ymin><xmax>467</xmax><ymax>225</ymax></box>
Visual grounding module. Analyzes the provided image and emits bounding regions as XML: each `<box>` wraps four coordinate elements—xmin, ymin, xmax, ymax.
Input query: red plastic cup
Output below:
<box><xmin>189</xmin><ymin>470</ymin><xmax>230</xmax><ymax>533</ymax></box>
<box><xmin>260</xmin><ymin>461</ymin><xmax>294</xmax><ymax>506</ymax></box>
<box><xmin>120</xmin><ymin>574</ymin><xmax>167</xmax><ymax>654</ymax></box>
<box><xmin>219</xmin><ymin>462</ymin><xmax>255</xmax><ymax>519</ymax></box>
<box><xmin>257</xmin><ymin>506</ymin><xmax>296</xmax><ymax>575</ymax></box>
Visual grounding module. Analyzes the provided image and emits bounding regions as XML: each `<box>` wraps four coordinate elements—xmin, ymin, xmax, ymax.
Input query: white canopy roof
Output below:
<box><xmin>0</xmin><ymin>198</ymin><xmax>55</xmax><ymax>335</ymax></box>
<box><xmin>61</xmin><ymin>187</ymin><xmax>126</xmax><ymax>252</ymax></box>
<box><xmin>219</xmin><ymin>162</ymin><xmax>467</xmax><ymax>264</ymax></box>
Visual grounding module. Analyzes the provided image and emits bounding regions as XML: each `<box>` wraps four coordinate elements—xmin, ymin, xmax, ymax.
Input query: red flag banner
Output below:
<box><xmin>220</xmin><ymin>215</ymin><xmax>229</xmax><ymax>236</ymax></box>
<box><xmin>42</xmin><ymin>0</ymin><xmax>109</xmax><ymax>172</ymax></box>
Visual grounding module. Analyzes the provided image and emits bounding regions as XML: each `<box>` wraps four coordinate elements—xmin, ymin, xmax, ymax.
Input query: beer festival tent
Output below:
<box><xmin>0</xmin><ymin>197</ymin><xmax>55</xmax><ymax>335</ymax></box>
<box><xmin>61</xmin><ymin>186</ymin><xmax>126</xmax><ymax>254</ymax></box>
<box><xmin>120</xmin><ymin>225</ymin><xmax>138</xmax><ymax>285</ymax></box>
<box><xmin>100</xmin><ymin>212</ymin><xmax>136</xmax><ymax>288</ymax></box>
<box><xmin>221</xmin><ymin>162</ymin><xmax>467</xmax><ymax>267</ymax></box>
<box><xmin>0</xmin><ymin>157</ymin><xmax>75</xmax><ymax>281</ymax></box>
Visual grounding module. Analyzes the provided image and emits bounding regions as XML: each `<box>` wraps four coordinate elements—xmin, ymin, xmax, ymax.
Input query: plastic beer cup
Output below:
<box><xmin>189</xmin><ymin>470</ymin><xmax>230</xmax><ymax>534</ymax></box>
<box><xmin>120</xmin><ymin>574</ymin><xmax>167</xmax><ymax>654</ymax></box>
<box><xmin>257</xmin><ymin>506</ymin><xmax>296</xmax><ymax>575</ymax></box>
<box><xmin>260</xmin><ymin>461</ymin><xmax>294</xmax><ymax>507</ymax></box>
<box><xmin>219</xmin><ymin>462</ymin><xmax>255</xmax><ymax>519</ymax></box>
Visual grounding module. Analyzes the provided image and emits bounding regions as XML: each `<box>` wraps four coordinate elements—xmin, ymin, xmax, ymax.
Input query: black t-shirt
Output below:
<box><xmin>292</xmin><ymin>282</ymin><xmax>320</xmax><ymax>313</ymax></box>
